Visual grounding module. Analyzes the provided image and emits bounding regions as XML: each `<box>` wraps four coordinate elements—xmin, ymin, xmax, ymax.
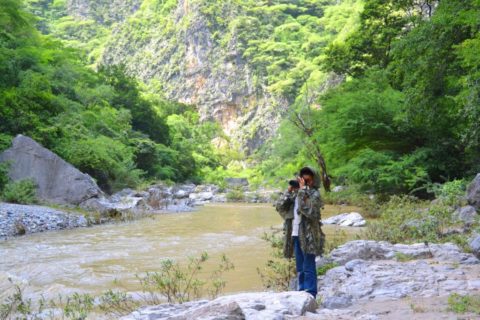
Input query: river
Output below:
<box><xmin>0</xmin><ymin>203</ymin><xmax>361</xmax><ymax>301</ymax></box>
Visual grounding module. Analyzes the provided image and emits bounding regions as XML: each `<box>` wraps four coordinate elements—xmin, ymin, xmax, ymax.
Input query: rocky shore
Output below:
<box><xmin>0</xmin><ymin>202</ymin><xmax>88</xmax><ymax>239</ymax></box>
<box><xmin>123</xmin><ymin>240</ymin><xmax>480</xmax><ymax>320</ymax></box>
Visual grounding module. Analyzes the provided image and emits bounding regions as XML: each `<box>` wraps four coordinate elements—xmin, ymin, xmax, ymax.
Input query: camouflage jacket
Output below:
<box><xmin>275</xmin><ymin>173</ymin><xmax>325</xmax><ymax>257</ymax></box>
<box><xmin>296</xmin><ymin>187</ymin><xmax>325</xmax><ymax>257</ymax></box>
<box><xmin>275</xmin><ymin>190</ymin><xmax>296</xmax><ymax>259</ymax></box>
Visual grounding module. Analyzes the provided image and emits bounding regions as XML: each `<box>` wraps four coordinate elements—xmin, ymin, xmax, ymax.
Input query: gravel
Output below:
<box><xmin>0</xmin><ymin>202</ymin><xmax>88</xmax><ymax>240</ymax></box>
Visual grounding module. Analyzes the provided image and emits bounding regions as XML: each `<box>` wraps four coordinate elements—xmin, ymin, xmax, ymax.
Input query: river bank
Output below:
<box><xmin>123</xmin><ymin>240</ymin><xmax>480</xmax><ymax>320</ymax></box>
<box><xmin>0</xmin><ymin>181</ymin><xmax>281</xmax><ymax>240</ymax></box>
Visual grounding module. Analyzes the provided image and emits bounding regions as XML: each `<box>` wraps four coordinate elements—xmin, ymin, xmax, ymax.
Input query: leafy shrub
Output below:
<box><xmin>226</xmin><ymin>187</ymin><xmax>245</xmax><ymax>202</ymax></box>
<box><xmin>2</xmin><ymin>179</ymin><xmax>37</xmax><ymax>204</ymax></box>
<box><xmin>257</xmin><ymin>231</ymin><xmax>296</xmax><ymax>292</ymax></box>
<box><xmin>428</xmin><ymin>179</ymin><xmax>469</xmax><ymax>206</ymax></box>
<box><xmin>0</xmin><ymin>162</ymin><xmax>9</xmax><ymax>193</ymax></box>
<box><xmin>362</xmin><ymin>195</ymin><xmax>476</xmax><ymax>248</ymax></box>
<box><xmin>137</xmin><ymin>252</ymin><xmax>234</xmax><ymax>303</ymax></box>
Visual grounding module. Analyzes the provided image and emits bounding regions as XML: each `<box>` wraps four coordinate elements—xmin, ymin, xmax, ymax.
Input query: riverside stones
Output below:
<box><xmin>122</xmin><ymin>291</ymin><xmax>317</xmax><ymax>320</ymax></box>
<box><xmin>225</xmin><ymin>177</ymin><xmax>249</xmax><ymax>187</ymax></box>
<box><xmin>0</xmin><ymin>135</ymin><xmax>102</xmax><ymax>205</ymax></box>
<box><xmin>467</xmin><ymin>173</ymin><xmax>480</xmax><ymax>210</ymax></box>
<box><xmin>0</xmin><ymin>202</ymin><xmax>88</xmax><ymax>238</ymax></box>
<box><xmin>323</xmin><ymin>212</ymin><xmax>366</xmax><ymax>227</ymax></box>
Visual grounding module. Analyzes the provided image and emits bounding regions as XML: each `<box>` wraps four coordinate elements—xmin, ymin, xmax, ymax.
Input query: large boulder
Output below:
<box><xmin>329</xmin><ymin>240</ymin><xmax>479</xmax><ymax>265</ymax></box>
<box><xmin>467</xmin><ymin>173</ymin><xmax>480</xmax><ymax>210</ymax></box>
<box><xmin>0</xmin><ymin>135</ymin><xmax>102</xmax><ymax>205</ymax></box>
<box><xmin>122</xmin><ymin>291</ymin><xmax>316</xmax><ymax>320</ymax></box>
<box><xmin>225</xmin><ymin>177</ymin><xmax>249</xmax><ymax>188</ymax></box>
<box><xmin>470</xmin><ymin>235</ymin><xmax>480</xmax><ymax>259</ymax></box>
<box><xmin>453</xmin><ymin>205</ymin><xmax>477</xmax><ymax>225</ymax></box>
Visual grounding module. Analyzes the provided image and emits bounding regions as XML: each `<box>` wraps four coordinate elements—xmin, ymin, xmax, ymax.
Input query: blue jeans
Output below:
<box><xmin>293</xmin><ymin>236</ymin><xmax>317</xmax><ymax>297</ymax></box>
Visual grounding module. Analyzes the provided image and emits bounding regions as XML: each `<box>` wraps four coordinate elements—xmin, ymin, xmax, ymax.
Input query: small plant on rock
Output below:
<box><xmin>137</xmin><ymin>252</ymin><xmax>234</xmax><ymax>303</ymax></box>
<box><xmin>257</xmin><ymin>230</ymin><xmax>296</xmax><ymax>292</ymax></box>
<box><xmin>448</xmin><ymin>293</ymin><xmax>480</xmax><ymax>314</ymax></box>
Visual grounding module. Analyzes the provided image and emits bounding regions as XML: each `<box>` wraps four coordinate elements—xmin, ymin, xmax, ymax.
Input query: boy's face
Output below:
<box><xmin>302</xmin><ymin>174</ymin><xmax>313</xmax><ymax>186</ymax></box>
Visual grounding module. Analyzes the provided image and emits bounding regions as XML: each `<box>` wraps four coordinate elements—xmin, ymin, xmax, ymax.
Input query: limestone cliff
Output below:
<box><xmin>100</xmin><ymin>0</ymin><xmax>288</xmax><ymax>152</ymax></box>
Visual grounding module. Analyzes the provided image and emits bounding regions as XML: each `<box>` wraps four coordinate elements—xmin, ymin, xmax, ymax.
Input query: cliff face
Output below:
<box><xmin>66</xmin><ymin>0</ymin><xmax>141</xmax><ymax>25</ymax></box>
<box><xmin>101</xmin><ymin>0</ymin><xmax>287</xmax><ymax>152</ymax></box>
<box><xmin>38</xmin><ymin>0</ymin><xmax>357</xmax><ymax>153</ymax></box>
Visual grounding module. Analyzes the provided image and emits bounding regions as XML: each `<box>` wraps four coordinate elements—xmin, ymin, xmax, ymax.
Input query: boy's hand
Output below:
<box><xmin>298</xmin><ymin>177</ymin><xmax>305</xmax><ymax>189</ymax></box>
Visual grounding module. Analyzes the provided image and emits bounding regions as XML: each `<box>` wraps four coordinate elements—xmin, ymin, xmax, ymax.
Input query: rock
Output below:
<box><xmin>453</xmin><ymin>205</ymin><xmax>477</xmax><ymax>225</ymax></box>
<box><xmin>189</xmin><ymin>191</ymin><xmax>214</xmax><ymax>202</ymax></box>
<box><xmin>318</xmin><ymin>257</ymin><xmax>480</xmax><ymax>303</ymax></box>
<box><xmin>323</xmin><ymin>212</ymin><xmax>366</xmax><ymax>227</ymax></box>
<box><xmin>122</xmin><ymin>291</ymin><xmax>316</xmax><ymax>320</ymax></box>
<box><xmin>212</xmin><ymin>193</ymin><xmax>227</xmax><ymax>203</ymax></box>
<box><xmin>225</xmin><ymin>177</ymin><xmax>249</xmax><ymax>187</ymax></box>
<box><xmin>332</xmin><ymin>186</ymin><xmax>345</xmax><ymax>193</ymax></box>
<box><xmin>469</xmin><ymin>235</ymin><xmax>480</xmax><ymax>259</ymax></box>
<box><xmin>0</xmin><ymin>135</ymin><xmax>102</xmax><ymax>206</ymax></box>
<box><xmin>467</xmin><ymin>173</ymin><xmax>480</xmax><ymax>210</ymax></box>
<box><xmin>322</xmin><ymin>295</ymin><xmax>353</xmax><ymax>309</ymax></box>
<box><xmin>80</xmin><ymin>195</ymin><xmax>149</xmax><ymax>217</ymax></box>
<box><xmin>329</xmin><ymin>240</ymin><xmax>479</xmax><ymax>265</ymax></box>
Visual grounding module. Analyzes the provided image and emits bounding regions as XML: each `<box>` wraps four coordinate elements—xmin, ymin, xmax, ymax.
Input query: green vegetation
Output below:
<box><xmin>257</xmin><ymin>231</ymin><xmax>296</xmax><ymax>291</ymax></box>
<box><xmin>138</xmin><ymin>252</ymin><xmax>234</xmax><ymax>303</ymax></box>
<box><xmin>10</xmin><ymin>0</ymin><xmax>479</xmax><ymax>198</ymax></box>
<box><xmin>260</xmin><ymin>0</ymin><xmax>480</xmax><ymax>196</ymax></box>
<box><xmin>0</xmin><ymin>0</ymin><xmax>223</xmax><ymax>194</ymax></box>
<box><xmin>362</xmin><ymin>194</ymin><xmax>478</xmax><ymax>251</ymax></box>
<box><xmin>2</xmin><ymin>179</ymin><xmax>37</xmax><ymax>204</ymax></box>
<box><xmin>316</xmin><ymin>262</ymin><xmax>338</xmax><ymax>276</ymax></box>
<box><xmin>448</xmin><ymin>293</ymin><xmax>480</xmax><ymax>314</ymax></box>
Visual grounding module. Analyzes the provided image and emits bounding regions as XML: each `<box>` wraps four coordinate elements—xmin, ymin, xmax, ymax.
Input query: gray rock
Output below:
<box><xmin>470</xmin><ymin>235</ymin><xmax>480</xmax><ymax>259</ymax></box>
<box><xmin>0</xmin><ymin>135</ymin><xmax>102</xmax><ymax>205</ymax></box>
<box><xmin>329</xmin><ymin>240</ymin><xmax>479</xmax><ymax>265</ymax></box>
<box><xmin>467</xmin><ymin>174</ymin><xmax>480</xmax><ymax>210</ymax></box>
<box><xmin>453</xmin><ymin>205</ymin><xmax>477</xmax><ymax>225</ymax></box>
<box><xmin>322</xmin><ymin>295</ymin><xmax>353</xmax><ymax>309</ymax></box>
<box><xmin>318</xmin><ymin>255</ymin><xmax>480</xmax><ymax>304</ymax></box>
<box><xmin>225</xmin><ymin>178</ymin><xmax>249</xmax><ymax>187</ymax></box>
<box><xmin>323</xmin><ymin>212</ymin><xmax>366</xmax><ymax>227</ymax></box>
<box><xmin>332</xmin><ymin>186</ymin><xmax>345</xmax><ymax>193</ymax></box>
<box><xmin>189</xmin><ymin>191</ymin><xmax>214</xmax><ymax>202</ymax></box>
<box><xmin>122</xmin><ymin>291</ymin><xmax>316</xmax><ymax>320</ymax></box>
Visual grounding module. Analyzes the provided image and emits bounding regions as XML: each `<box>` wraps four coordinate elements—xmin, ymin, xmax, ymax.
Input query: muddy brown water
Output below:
<box><xmin>0</xmin><ymin>203</ymin><xmax>361</xmax><ymax>300</ymax></box>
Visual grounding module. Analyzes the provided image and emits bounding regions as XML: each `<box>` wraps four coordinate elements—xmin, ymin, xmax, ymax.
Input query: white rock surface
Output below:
<box><xmin>122</xmin><ymin>291</ymin><xmax>317</xmax><ymax>320</ymax></box>
<box><xmin>323</xmin><ymin>212</ymin><xmax>366</xmax><ymax>227</ymax></box>
<box><xmin>329</xmin><ymin>240</ymin><xmax>479</xmax><ymax>265</ymax></box>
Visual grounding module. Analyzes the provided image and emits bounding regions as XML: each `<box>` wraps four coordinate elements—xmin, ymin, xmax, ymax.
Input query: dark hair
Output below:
<box><xmin>289</xmin><ymin>180</ymin><xmax>300</xmax><ymax>189</ymax></box>
<box><xmin>299</xmin><ymin>167</ymin><xmax>315</xmax><ymax>177</ymax></box>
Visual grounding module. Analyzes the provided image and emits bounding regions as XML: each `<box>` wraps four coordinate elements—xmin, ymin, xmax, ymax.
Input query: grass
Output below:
<box><xmin>448</xmin><ymin>293</ymin><xmax>480</xmax><ymax>314</ymax></box>
<box><xmin>317</xmin><ymin>262</ymin><xmax>339</xmax><ymax>276</ymax></box>
<box><xmin>394</xmin><ymin>252</ymin><xmax>415</xmax><ymax>262</ymax></box>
